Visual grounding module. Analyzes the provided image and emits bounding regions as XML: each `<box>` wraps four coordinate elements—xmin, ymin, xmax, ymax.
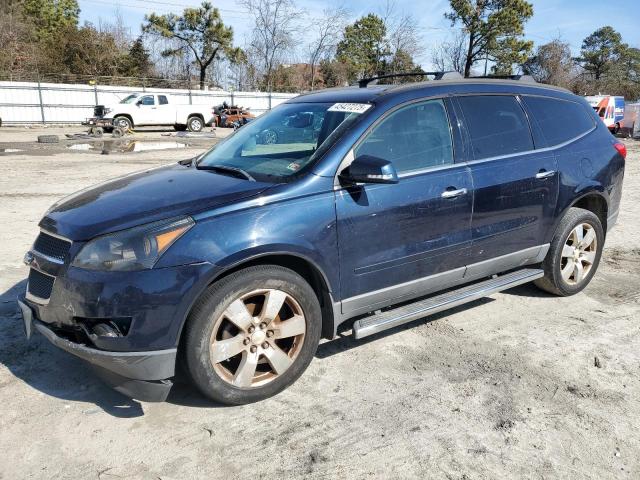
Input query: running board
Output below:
<box><xmin>352</xmin><ymin>268</ymin><xmax>544</xmax><ymax>339</ymax></box>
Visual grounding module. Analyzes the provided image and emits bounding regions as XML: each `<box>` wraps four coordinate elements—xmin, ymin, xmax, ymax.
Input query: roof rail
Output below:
<box><xmin>357</xmin><ymin>71</ymin><xmax>463</xmax><ymax>88</ymax></box>
<box><xmin>471</xmin><ymin>74</ymin><xmax>537</xmax><ymax>83</ymax></box>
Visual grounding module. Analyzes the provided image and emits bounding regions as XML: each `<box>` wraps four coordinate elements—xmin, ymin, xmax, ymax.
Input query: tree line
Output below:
<box><xmin>0</xmin><ymin>0</ymin><xmax>638</xmax><ymax>100</ymax></box>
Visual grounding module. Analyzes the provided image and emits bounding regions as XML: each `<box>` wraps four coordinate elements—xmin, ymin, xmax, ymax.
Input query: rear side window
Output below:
<box><xmin>355</xmin><ymin>99</ymin><xmax>453</xmax><ymax>174</ymax></box>
<box><xmin>158</xmin><ymin>95</ymin><xmax>169</xmax><ymax>105</ymax></box>
<box><xmin>523</xmin><ymin>96</ymin><xmax>595</xmax><ymax>146</ymax></box>
<box><xmin>457</xmin><ymin>95</ymin><xmax>533</xmax><ymax>159</ymax></box>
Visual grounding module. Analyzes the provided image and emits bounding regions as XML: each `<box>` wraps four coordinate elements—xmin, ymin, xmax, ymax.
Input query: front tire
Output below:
<box><xmin>534</xmin><ymin>207</ymin><xmax>604</xmax><ymax>296</ymax></box>
<box><xmin>184</xmin><ymin>265</ymin><xmax>322</xmax><ymax>405</ymax></box>
<box><xmin>114</xmin><ymin>116</ymin><xmax>132</xmax><ymax>131</ymax></box>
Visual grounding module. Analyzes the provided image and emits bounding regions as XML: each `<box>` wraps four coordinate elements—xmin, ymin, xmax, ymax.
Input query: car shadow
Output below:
<box><xmin>316</xmin><ymin>297</ymin><xmax>494</xmax><ymax>359</ymax></box>
<box><xmin>499</xmin><ymin>282</ymin><xmax>556</xmax><ymax>298</ymax></box>
<box><xmin>1</xmin><ymin>277</ymin><xmax>543</xmax><ymax>413</ymax></box>
<box><xmin>0</xmin><ymin>279</ymin><xmax>229</xmax><ymax>413</ymax></box>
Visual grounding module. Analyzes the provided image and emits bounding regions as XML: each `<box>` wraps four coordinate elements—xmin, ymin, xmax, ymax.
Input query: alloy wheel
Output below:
<box><xmin>560</xmin><ymin>223</ymin><xmax>597</xmax><ymax>285</ymax></box>
<box><xmin>190</xmin><ymin>118</ymin><xmax>202</xmax><ymax>131</ymax></box>
<box><xmin>209</xmin><ymin>289</ymin><xmax>306</xmax><ymax>388</ymax></box>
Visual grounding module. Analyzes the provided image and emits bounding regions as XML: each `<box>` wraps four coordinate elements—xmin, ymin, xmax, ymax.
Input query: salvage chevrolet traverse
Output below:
<box><xmin>19</xmin><ymin>73</ymin><xmax>626</xmax><ymax>404</ymax></box>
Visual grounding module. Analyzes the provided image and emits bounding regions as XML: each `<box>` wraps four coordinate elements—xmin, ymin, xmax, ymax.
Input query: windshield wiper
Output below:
<box><xmin>196</xmin><ymin>164</ymin><xmax>256</xmax><ymax>181</ymax></box>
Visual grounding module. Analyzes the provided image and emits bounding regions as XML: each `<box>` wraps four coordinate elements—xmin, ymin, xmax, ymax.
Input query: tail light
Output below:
<box><xmin>613</xmin><ymin>142</ymin><xmax>627</xmax><ymax>159</ymax></box>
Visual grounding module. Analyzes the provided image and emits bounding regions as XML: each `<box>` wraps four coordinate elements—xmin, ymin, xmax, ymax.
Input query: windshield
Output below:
<box><xmin>120</xmin><ymin>94</ymin><xmax>140</xmax><ymax>104</ymax></box>
<box><xmin>197</xmin><ymin>102</ymin><xmax>369</xmax><ymax>182</ymax></box>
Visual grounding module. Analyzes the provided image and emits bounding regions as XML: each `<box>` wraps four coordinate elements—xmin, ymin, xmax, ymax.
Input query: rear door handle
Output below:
<box><xmin>441</xmin><ymin>188</ymin><xmax>468</xmax><ymax>199</ymax></box>
<box><xmin>535</xmin><ymin>170</ymin><xmax>556</xmax><ymax>179</ymax></box>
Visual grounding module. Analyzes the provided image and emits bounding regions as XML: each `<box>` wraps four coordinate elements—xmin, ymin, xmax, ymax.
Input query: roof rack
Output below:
<box><xmin>471</xmin><ymin>74</ymin><xmax>537</xmax><ymax>83</ymax></box>
<box><xmin>357</xmin><ymin>71</ymin><xmax>463</xmax><ymax>88</ymax></box>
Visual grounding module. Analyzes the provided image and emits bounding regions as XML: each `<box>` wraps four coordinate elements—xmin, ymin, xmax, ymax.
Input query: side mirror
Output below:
<box><xmin>136</xmin><ymin>99</ymin><xmax>143</xmax><ymax>106</ymax></box>
<box><xmin>339</xmin><ymin>155</ymin><xmax>399</xmax><ymax>185</ymax></box>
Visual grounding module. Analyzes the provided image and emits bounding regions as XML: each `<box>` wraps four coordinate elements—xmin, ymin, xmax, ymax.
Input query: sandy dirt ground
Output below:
<box><xmin>0</xmin><ymin>127</ymin><xmax>639</xmax><ymax>479</ymax></box>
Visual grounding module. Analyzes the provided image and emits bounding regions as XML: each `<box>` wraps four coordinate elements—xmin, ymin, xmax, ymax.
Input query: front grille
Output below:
<box><xmin>28</xmin><ymin>268</ymin><xmax>55</xmax><ymax>300</ymax></box>
<box><xmin>33</xmin><ymin>231</ymin><xmax>71</xmax><ymax>263</ymax></box>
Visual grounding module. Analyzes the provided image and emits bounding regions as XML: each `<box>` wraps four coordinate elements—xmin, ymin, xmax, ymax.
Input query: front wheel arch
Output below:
<box><xmin>176</xmin><ymin>253</ymin><xmax>336</xmax><ymax>350</ymax></box>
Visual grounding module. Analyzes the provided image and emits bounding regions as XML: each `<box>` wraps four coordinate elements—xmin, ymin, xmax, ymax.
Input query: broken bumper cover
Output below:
<box><xmin>18</xmin><ymin>297</ymin><xmax>176</xmax><ymax>402</ymax></box>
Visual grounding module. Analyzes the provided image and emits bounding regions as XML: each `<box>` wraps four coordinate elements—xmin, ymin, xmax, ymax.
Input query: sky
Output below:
<box><xmin>77</xmin><ymin>0</ymin><xmax>640</xmax><ymax>69</ymax></box>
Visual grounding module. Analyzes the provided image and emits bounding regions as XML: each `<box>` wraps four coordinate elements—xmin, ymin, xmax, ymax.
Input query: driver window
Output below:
<box><xmin>140</xmin><ymin>95</ymin><xmax>155</xmax><ymax>106</ymax></box>
<box><xmin>355</xmin><ymin>99</ymin><xmax>453</xmax><ymax>174</ymax></box>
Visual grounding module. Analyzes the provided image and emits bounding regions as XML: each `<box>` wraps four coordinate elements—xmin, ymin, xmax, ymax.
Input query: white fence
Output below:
<box><xmin>0</xmin><ymin>81</ymin><xmax>298</xmax><ymax>124</ymax></box>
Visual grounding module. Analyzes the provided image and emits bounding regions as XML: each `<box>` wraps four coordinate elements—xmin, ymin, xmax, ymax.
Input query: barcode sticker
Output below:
<box><xmin>328</xmin><ymin>103</ymin><xmax>372</xmax><ymax>114</ymax></box>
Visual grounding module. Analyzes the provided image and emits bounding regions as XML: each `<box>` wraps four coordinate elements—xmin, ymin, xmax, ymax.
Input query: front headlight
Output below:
<box><xmin>72</xmin><ymin>217</ymin><xmax>194</xmax><ymax>271</ymax></box>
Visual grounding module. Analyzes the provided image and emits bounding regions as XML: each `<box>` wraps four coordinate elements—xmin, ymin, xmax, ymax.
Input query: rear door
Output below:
<box><xmin>454</xmin><ymin>94</ymin><xmax>558</xmax><ymax>270</ymax></box>
<box><xmin>335</xmin><ymin>98</ymin><xmax>473</xmax><ymax>316</ymax></box>
<box><xmin>154</xmin><ymin>95</ymin><xmax>171</xmax><ymax>125</ymax></box>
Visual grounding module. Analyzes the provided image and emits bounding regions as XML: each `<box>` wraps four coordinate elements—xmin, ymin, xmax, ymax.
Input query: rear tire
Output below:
<box><xmin>184</xmin><ymin>265</ymin><xmax>321</xmax><ymax>405</ymax></box>
<box><xmin>534</xmin><ymin>207</ymin><xmax>604</xmax><ymax>296</ymax></box>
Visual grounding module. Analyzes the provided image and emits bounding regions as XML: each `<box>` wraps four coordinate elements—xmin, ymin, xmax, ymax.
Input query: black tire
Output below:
<box><xmin>93</xmin><ymin>127</ymin><xmax>104</xmax><ymax>138</ymax></box>
<box><xmin>184</xmin><ymin>265</ymin><xmax>322</xmax><ymax>405</ymax></box>
<box><xmin>37</xmin><ymin>135</ymin><xmax>59</xmax><ymax>143</ymax></box>
<box><xmin>187</xmin><ymin>116</ymin><xmax>203</xmax><ymax>132</ymax></box>
<box><xmin>111</xmin><ymin>127</ymin><xmax>124</xmax><ymax>138</ymax></box>
<box><xmin>114</xmin><ymin>116</ymin><xmax>132</xmax><ymax>131</ymax></box>
<box><xmin>534</xmin><ymin>207</ymin><xmax>604</xmax><ymax>296</ymax></box>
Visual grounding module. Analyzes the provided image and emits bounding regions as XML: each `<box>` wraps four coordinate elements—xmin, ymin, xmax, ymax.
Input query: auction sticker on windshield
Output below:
<box><xmin>328</xmin><ymin>103</ymin><xmax>372</xmax><ymax>114</ymax></box>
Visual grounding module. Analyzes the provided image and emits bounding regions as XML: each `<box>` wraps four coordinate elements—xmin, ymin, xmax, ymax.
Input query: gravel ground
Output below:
<box><xmin>0</xmin><ymin>128</ymin><xmax>639</xmax><ymax>479</ymax></box>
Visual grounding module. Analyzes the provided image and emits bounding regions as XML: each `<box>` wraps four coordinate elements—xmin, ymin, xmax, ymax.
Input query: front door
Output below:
<box><xmin>335</xmin><ymin>98</ymin><xmax>473</xmax><ymax>316</ymax></box>
<box><xmin>135</xmin><ymin>94</ymin><xmax>157</xmax><ymax>125</ymax></box>
<box><xmin>454</xmin><ymin>94</ymin><xmax>559</xmax><ymax>267</ymax></box>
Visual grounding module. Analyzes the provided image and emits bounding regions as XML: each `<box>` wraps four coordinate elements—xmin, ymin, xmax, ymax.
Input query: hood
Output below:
<box><xmin>40</xmin><ymin>163</ymin><xmax>271</xmax><ymax>240</ymax></box>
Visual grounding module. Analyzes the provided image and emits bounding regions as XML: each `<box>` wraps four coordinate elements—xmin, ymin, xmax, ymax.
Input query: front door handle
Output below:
<box><xmin>441</xmin><ymin>187</ymin><xmax>468</xmax><ymax>199</ymax></box>
<box><xmin>535</xmin><ymin>170</ymin><xmax>556</xmax><ymax>179</ymax></box>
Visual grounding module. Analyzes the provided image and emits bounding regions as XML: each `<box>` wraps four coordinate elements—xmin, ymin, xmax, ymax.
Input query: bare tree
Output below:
<box><xmin>306</xmin><ymin>6</ymin><xmax>347</xmax><ymax>90</ymax></box>
<box><xmin>521</xmin><ymin>38</ymin><xmax>576</xmax><ymax>89</ymax></box>
<box><xmin>432</xmin><ymin>30</ymin><xmax>467</xmax><ymax>74</ymax></box>
<box><xmin>380</xmin><ymin>0</ymin><xmax>425</xmax><ymax>65</ymax></box>
<box><xmin>241</xmin><ymin>0</ymin><xmax>304</xmax><ymax>91</ymax></box>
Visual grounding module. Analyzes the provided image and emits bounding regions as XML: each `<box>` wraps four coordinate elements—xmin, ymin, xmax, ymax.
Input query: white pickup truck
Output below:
<box><xmin>96</xmin><ymin>93</ymin><xmax>215</xmax><ymax>132</ymax></box>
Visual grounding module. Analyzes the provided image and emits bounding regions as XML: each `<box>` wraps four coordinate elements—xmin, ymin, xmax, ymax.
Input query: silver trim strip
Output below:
<box><xmin>40</xmin><ymin>229</ymin><xmax>72</xmax><ymax>244</ymax></box>
<box><xmin>341</xmin><ymin>244</ymin><xmax>549</xmax><ymax>316</ymax></box>
<box><xmin>31</xmin><ymin>250</ymin><xmax>65</xmax><ymax>265</ymax></box>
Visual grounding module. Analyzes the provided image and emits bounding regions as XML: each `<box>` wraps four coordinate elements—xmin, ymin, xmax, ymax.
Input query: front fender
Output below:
<box><xmin>157</xmin><ymin>188</ymin><xmax>339</xmax><ymax>294</ymax></box>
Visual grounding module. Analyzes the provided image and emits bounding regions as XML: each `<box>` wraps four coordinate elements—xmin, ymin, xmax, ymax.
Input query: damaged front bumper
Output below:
<box><xmin>18</xmin><ymin>297</ymin><xmax>176</xmax><ymax>402</ymax></box>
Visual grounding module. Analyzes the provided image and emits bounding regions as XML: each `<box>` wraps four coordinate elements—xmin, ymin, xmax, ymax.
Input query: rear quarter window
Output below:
<box><xmin>522</xmin><ymin>96</ymin><xmax>595</xmax><ymax>146</ymax></box>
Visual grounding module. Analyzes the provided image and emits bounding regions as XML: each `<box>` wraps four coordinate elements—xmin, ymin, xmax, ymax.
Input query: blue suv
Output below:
<box><xmin>19</xmin><ymin>74</ymin><xmax>626</xmax><ymax>404</ymax></box>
